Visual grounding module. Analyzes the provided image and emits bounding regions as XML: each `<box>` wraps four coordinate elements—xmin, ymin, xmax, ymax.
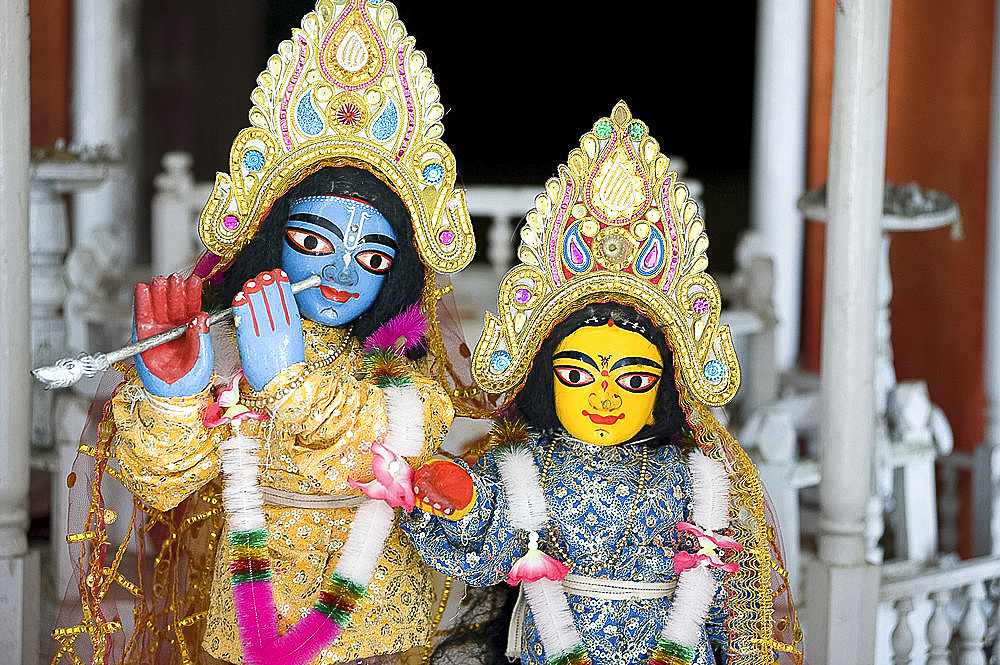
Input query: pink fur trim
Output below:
<box><xmin>232</xmin><ymin>581</ymin><xmax>279</xmax><ymax>656</ymax></box>
<box><xmin>363</xmin><ymin>303</ymin><xmax>427</xmax><ymax>353</ymax></box>
<box><xmin>233</xmin><ymin>580</ymin><xmax>345</xmax><ymax>665</ymax></box>
<box><xmin>254</xmin><ymin>613</ymin><xmax>343</xmax><ymax>665</ymax></box>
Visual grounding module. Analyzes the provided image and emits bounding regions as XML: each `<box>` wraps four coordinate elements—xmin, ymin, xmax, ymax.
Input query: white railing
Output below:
<box><xmin>151</xmin><ymin>151</ymin><xmax>214</xmax><ymax>276</ymax></box>
<box><xmin>879</xmin><ymin>557</ymin><xmax>1000</xmax><ymax>665</ymax></box>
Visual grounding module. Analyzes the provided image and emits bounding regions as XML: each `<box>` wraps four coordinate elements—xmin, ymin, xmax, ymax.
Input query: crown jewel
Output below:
<box><xmin>473</xmin><ymin>102</ymin><xmax>740</xmax><ymax>406</ymax></box>
<box><xmin>198</xmin><ymin>0</ymin><xmax>474</xmax><ymax>275</ymax></box>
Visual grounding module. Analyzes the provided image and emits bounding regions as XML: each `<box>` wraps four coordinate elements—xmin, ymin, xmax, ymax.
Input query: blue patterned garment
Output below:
<box><xmin>401</xmin><ymin>430</ymin><xmax>728</xmax><ymax>665</ymax></box>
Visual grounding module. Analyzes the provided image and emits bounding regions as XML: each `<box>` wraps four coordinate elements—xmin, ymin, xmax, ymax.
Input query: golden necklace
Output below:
<box><xmin>538</xmin><ymin>435</ymin><xmax>650</xmax><ymax>577</ymax></box>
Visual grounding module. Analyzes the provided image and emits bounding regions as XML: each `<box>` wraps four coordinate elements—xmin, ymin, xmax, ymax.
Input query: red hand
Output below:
<box><xmin>135</xmin><ymin>274</ymin><xmax>208</xmax><ymax>383</ymax></box>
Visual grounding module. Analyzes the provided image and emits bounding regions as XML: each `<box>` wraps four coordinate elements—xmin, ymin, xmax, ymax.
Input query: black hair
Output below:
<box><xmin>214</xmin><ymin>164</ymin><xmax>426</xmax><ymax>350</ymax></box>
<box><xmin>512</xmin><ymin>301</ymin><xmax>687</xmax><ymax>445</ymax></box>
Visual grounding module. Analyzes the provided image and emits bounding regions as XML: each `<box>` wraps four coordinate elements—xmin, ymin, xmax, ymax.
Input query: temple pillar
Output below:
<box><xmin>976</xmin><ymin>0</ymin><xmax>1000</xmax><ymax>557</ymax></box>
<box><xmin>805</xmin><ymin>0</ymin><xmax>891</xmax><ymax>662</ymax></box>
<box><xmin>750</xmin><ymin>0</ymin><xmax>811</xmax><ymax>371</ymax></box>
<box><xmin>64</xmin><ymin>0</ymin><xmax>140</xmax><ymax>568</ymax></box>
<box><xmin>68</xmin><ymin>0</ymin><xmax>141</xmax><ymax>361</ymax></box>
<box><xmin>0</xmin><ymin>1</ymin><xmax>41</xmax><ymax>663</ymax></box>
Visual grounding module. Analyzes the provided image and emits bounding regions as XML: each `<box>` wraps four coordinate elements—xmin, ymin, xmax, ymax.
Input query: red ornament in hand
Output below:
<box><xmin>412</xmin><ymin>459</ymin><xmax>476</xmax><ymax>520</ymax></box>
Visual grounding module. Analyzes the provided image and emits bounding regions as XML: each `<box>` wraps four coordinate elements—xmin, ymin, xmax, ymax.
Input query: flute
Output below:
<box><xmin>32</xmin><ymin>274</ymin><xmax>321</xmax><ymax>389</ymax></box>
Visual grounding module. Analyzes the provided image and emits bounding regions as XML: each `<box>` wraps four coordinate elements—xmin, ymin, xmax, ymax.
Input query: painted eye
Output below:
<box><xmin>554</xmin><ymin>366</ymin><xmax>595</xmax><ymax>387</ymax></box>
<box><xmin>355</xmin><ymin>250</ymin><xmax>394</xmax><ymax>274</ymax></box>
<box><xmin>615</xmin><ymin>372</ymin><xmax>660</xmax><ymax>393</ymax></box>
<box><xmin>286</xmin><ymin>228</ymin><xmax>334</xmax><ymax>255</ymax></box>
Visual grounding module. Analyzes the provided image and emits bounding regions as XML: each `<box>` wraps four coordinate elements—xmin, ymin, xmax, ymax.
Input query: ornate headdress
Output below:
<box><xmin>473</xmin><ymin>102</ymin><xmax>739</xmax><ymax>407</ymax></box>
<box><xmin>197</xmin><ymin>0</ymin><xmax>474</xmax><ymax>277</ymax></box>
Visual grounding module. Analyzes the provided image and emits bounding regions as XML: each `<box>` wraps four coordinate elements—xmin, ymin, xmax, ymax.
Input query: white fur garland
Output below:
<box><xmin>219</xmin><ymin>432</ymin><xmax>265</xmax><ymax>532</ymax></box>
<box><xmin>498</xmin><ymin>447</ymin><xmax>585</xmax><ymax>659</ymax></box>
<box><xmin>381</xmin><ymin>385</ymin><xmax>424</xmax><ymax>457</ymax></box>
<box><xmin>332</xmin><ymin>500</ymin><xmax>395</xmax><ymax>586</ymax></box>
<box><xmin>688</xmin><ymin>450</ymin><xmax>731</xmax><ymax>533</ymax></box>
<box><xmin>660</xmin><ymin>565</ymin><xmax>717</xmax><ymax>647</ymax></box>
<box><xmin>503</xmin><ymin>443</ymin><xmax>736</xmax><ymax>660</ymax></box>
<box><xmin>498</xmin><ymin>447</ymin><xmax>549</xmax><ymax>532</ymax></box>
<box><xmin>523</xmin><ymin>578</ymin><xmax>581</xmax><ymax>656</ymax></box>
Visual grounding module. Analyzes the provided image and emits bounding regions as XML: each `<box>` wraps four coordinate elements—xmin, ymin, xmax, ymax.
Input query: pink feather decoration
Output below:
<box><xmin>363</xmin><ymin>303</ymin><xmax>427</xmax><ymax>353</ymax></box>
<box><xmin>253</xmin><ymin>613</ymin><xmax>343</xmax><ymax>665</ymax></box>
<box><xmin>232</xmin><ymin>580</ymin><xmax>345</xmax><ymax>665</ymax></box>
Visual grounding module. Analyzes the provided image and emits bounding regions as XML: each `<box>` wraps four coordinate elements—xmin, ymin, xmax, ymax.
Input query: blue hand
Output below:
<box><xmin>233</xmin><ymin>269</ymin><xmax>306</xmax><ymax>392</ymax></box>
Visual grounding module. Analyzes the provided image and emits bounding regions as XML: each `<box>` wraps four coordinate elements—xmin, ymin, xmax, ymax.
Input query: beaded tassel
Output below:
<box><xmin>313</xmin><ymin>574</ymin><xmax>368</xmax><ymax>624</ymax></box>
<box><xmin>547</xmin><ymin>643</ymin><xmax>592</xmax><ymax>665</ymax></box>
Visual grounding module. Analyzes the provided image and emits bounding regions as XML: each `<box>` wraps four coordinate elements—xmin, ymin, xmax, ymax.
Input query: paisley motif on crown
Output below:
<box><xmin>472</xmin><ymin>102</ymin><xmax>740</xmax><ymax>407</ymax></box>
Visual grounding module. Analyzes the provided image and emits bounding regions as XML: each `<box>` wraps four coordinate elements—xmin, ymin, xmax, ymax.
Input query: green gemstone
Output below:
<box><xmin>628</xmin><ymin>121</ymin><xmax>645</xmax><ymax>140</ymax></box>
<box><xmin>594</xmin><ymin>120</ymin><xmax>612</xmax><ymax>138</ymax></box>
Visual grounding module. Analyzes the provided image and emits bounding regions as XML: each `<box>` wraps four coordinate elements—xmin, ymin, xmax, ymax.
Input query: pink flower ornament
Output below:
<box><xmin>347</xmin><ymin>441</ymin><xmax>415</xmax><ymax>511</ymax></box>
<box><xmin>505</xmin><ymin>532</ymin><xmax>570</xmax><ymax>586</ymax></box>
<box><xmin>673</xmin><ymin>521</ymin><xmax>743</xmax><ymax>574</ymax></box>
<box><xmin>203</xmin><ymin>372</ymin><xmax>267</xmax><ymax>429</ymax></box>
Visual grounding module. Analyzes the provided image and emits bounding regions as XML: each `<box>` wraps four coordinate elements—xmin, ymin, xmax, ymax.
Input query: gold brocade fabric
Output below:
<box><xmin>110</xmin><ymin>321</ymin><xmax>453</xmax><ymax>664</ymax></box>
<box><xmin>684</xmin><ymin>400</ymin><xmax>804</xmax><ymax>664</ymax></box>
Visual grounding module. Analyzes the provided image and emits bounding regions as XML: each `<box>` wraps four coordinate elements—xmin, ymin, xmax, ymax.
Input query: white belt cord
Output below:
<box><xmin>261</xmin><ymin>486</ymin><xmax>368</xmax><ymax>509</ymax></box>
<box><xmin>506</xmin><ymin>573</ymin><xmax>677</xmax><ymax>658</ymax></box>
<box><xmin>562</xmin><ymin>573</ymin><xmax>677</xmax><ymax>600</ymax></box>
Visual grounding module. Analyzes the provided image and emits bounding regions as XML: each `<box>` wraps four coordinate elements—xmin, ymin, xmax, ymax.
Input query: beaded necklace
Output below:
<box><xmin>242</xmin><ymin>325</ymin><xmax>354</xmax><ymax>411</ymax></box>
<box><xmin>538</xmin><ymin>435</ymin><xmax>649</xmax><ymax>578</ymax></box>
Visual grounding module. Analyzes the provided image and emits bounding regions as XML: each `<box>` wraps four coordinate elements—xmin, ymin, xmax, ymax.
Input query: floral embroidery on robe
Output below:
<box><xmin>402</xmin><ymin>431</ymin><xmax>728</xmax><ymax>665</ymax></box>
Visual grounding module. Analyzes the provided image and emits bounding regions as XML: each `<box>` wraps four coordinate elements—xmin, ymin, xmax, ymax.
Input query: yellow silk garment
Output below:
<box><xmin>112</xmin><ymin>320</ymin><xmax>453</xmax><ymax>664</ymax></box>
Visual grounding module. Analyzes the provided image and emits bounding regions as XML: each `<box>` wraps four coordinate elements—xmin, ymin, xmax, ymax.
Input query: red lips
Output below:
<box><xmin>582</xmin><ymin>410</ymin><xmax>625</xmax><ymax>425</ymax></box>
<box><xmin>320</xmin><ymin>286</ymin><xmax>360</xmax><ymax>303</ymax></box>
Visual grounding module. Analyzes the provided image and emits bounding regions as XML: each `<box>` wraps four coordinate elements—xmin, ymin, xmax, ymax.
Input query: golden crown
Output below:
<box><xmin>472</xmin><ymin>102</ymin><xmax>740</xmax><ymax>406</ymax></box>
<box><xmin>198</xmin><ymin>0</ymin><xmax>474</xmax><ymax>276</ymax></box>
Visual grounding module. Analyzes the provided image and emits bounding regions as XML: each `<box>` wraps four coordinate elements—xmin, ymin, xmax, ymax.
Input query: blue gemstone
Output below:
<box><xmin>422</xmin><ymin>163</ymin><xmax>445</xmax><ymax>184</ymax></box>
<box><xmin>703</xmin><ymin>360</ymin><xmax>725</xmax><ymax>383</ymax></box>
<box><xmin>490</xmin><ymin>351</ymin><xmax>511</xmax><ymax>373</ymax></box>
<box><xmin>242</xmin><ymin>149</ymin><xmax>265</xmax><ymax>172</ymax></box>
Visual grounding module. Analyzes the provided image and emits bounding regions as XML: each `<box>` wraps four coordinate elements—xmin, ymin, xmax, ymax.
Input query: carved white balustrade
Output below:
<box><xmin>797</xmin><ymin>183</ymin><xmax>960</xmax><ymax>566</ymax></box>
<box><xmin>28</xmin><ymin>155</ymin><xmax>111</xmax><ymax>448</ymax></box>
<box><xmin>152</xmin><ymin>151</ymin><xmax>214</xmax><ymax>276</ymax></box>
<box><xmin>878</xmin><ymin>557</ymin><xmax>1000</xmax><ymax>664</ymax></box>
